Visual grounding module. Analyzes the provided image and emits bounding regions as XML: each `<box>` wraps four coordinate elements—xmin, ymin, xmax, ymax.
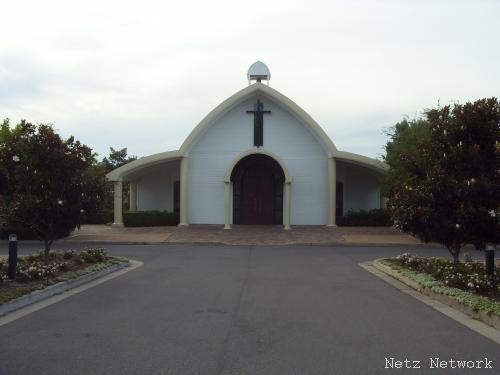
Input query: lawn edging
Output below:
<box><xmin>373</xmin><ymin>258</ymin><xmax>500</xmax><ymax>331</ymax></box>
<box><xmin>0</xmin><ymin>257</ymin><xmax>130</xmax><ymax>316</ymax></box>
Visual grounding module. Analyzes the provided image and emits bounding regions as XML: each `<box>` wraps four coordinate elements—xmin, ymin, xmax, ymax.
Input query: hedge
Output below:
<box><xmin>80</xmin><ymin>211</ymin><xmax>113</xmax><ymax>224</ymax></box>
<box><xmin>1</xmin><ymin>211</ymin><xmax>112</xmax><ymax>240</ymax></box>
<box><xmin>123</xmin><ymin>211</ymin><xmax>179</xmax><ymax>227</ymax></box>
<box><xmin>0</xmin><ymin>226</ymin><xmax>72</xmax><ymax>240</ymax></box>
<box><xmin>337</xmin><ymin>209</ymin><xmax>392</xmax><ymax>227</ymax></box>
<box><xmin>0</xmin><ymin>226</ymin><xmax>39</xmax><ymax>240</ymax></box>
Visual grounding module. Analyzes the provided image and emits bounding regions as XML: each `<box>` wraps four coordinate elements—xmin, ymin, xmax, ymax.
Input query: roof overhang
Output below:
<box><xmin>334</xmin><ymin>150</ymin><xmax>388</xmax><ymax>175</ymax></box>
<box><xmin>106</xmin><ymin>150</ymin><xmax>181</xmax><ymax>181</ymax></box>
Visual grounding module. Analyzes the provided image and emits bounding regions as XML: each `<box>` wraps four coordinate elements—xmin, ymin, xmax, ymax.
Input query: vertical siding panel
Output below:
<box><xmin>188</xmin><ymin>98</ymin><xmax>329</xmax><ymax>225</ymax></box>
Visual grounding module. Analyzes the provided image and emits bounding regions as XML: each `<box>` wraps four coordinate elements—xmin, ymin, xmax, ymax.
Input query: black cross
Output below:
<box><xmin>246</xmin><ymin>99</ymin><xmax>271</xmax><ymax>147</ymax></box>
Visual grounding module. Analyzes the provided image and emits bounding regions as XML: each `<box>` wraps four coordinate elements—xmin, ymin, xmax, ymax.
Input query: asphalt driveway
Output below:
<box><xmin>0</xmin><ymin>244</ymin><xmax>498</xmax><ymax>374</ymax></box>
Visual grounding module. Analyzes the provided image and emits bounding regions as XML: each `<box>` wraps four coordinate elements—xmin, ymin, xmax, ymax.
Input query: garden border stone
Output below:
<box><xmin>0</xmin><ymin>258</ymin><xmax>130</xmax><ymax>316</ymax></box>
<box><xmin>372</xmin><ymin>258</ymin><xmax>500</xmax><ymax>330</ymax></box>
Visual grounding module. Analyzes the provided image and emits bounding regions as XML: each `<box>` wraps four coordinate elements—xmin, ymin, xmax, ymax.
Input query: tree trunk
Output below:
<box><xmin>43</xmin><ymin>238</ymin><xmax>51</xmax><ymax>261</ymax></box>
<box><xmin>448</xmin><ymin>243</ymin><xmax>461</xmax><ymax>263</ymax></box>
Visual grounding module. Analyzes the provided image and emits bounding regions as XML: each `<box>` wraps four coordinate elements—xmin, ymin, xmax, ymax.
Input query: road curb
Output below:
<box><xmin>1</xmin><ymin>235</ymin><xmax>439</xmax><ymax>247</ymax></box>
<box><xmin>373</xmin><ymin>259</ymin><xmax>500</xmax><ymax>331</ymax></box>
<box><xmin>0</xmin><ymin>259</ymin><xmax>130</xmax><ymax>317</ymax></box>
<box><xmin>55</xmin><ymin>240</ymin><xmax>434</xmax><ymax>247</ymax></box>
<box><xmin>360</xmin><ymin>259</ymin><xmax>500</xmax><ymax>345</ymax></box>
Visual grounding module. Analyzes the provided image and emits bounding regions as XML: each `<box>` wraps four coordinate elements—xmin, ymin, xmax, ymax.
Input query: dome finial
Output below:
<box><xmin>247</xmin><ymin>61</ymin><xmax>271</xmax><ymax>86</ymax></box>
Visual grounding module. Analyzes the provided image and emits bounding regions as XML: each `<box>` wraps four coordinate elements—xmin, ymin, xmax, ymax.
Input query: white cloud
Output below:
<box><xmin>1</xmin><ymin>0</ymin><xmax>499</xmax><ymax>159</ymax></box>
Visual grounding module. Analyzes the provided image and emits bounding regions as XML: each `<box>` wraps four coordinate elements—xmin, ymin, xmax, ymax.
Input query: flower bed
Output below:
<box><xmin>0</xmin><ymin>248</ymin><xmax>125</xmax><ymax>305</ymax></box>
<box><xmin>389</xmin><ymin>253</ymin><xmax>499</xmax><ymax>297</ymax></box>
<box><xmin>382</xmin><ymin>254</ymin><xmax>500</xmax><ymax>318</ymax></box>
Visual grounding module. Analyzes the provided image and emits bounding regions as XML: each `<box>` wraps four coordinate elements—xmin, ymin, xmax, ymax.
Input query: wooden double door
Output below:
<box><xmin>232</xmin><ymin>155</ymin><xmax>284</xmax><ymax>225</ymax></box>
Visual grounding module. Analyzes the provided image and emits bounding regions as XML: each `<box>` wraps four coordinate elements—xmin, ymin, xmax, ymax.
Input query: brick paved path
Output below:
<box><xmin>62</xmin><ymin>224</ymin><xmax>422</xmax><ymax>246</ymax></box>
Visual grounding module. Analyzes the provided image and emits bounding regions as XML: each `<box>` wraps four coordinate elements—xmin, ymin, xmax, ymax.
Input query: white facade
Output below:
<box><xmin>336</xmin><ymin>161</ymin><xmax>382</xmax><ymax>215</ymax></box>
<box><xmin>134</xmin><ymin>160</ymin><xmax>179</xmax><ymax>212</ymax></box>
<box><xmin>187</xmin><ymin>97</ymin><xmax>329</xmax><ymax>225</ymax></box>
<box><xmin>107</xmin><ymin>78</ymin><xmax>387</xmax><ymax>228</ymax></box>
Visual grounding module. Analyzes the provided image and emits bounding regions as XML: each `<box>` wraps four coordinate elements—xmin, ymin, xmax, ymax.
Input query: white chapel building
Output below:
<box><xmin>107</xmin><ymin>62</ymin><xmax>388</xmax><ymax>229</ymax></box>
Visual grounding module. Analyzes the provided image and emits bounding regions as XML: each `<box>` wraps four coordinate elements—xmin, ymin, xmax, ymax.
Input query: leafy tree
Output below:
<box><xmin>382</xmin><ymin>118</ymin><xmax>430</xmax><ymax>196</ymax></box>
<box><xmin>0</xmin><ymin>119</ymin><xmax>12</xmax><ymax>202</ymax></box>
<box><xmin>80</xmin><ymin>162</ymin><xmax>109</xmax><ymax>218</ymax></box>
<box><xmin>0</xmin><ymin>120</ymin><xmax>97</xmax><ymax>258</ymax></box>
<box><xmin>101</xmin><ymin>147</ymin><xmax>137</xmax><ymax>210</ymax></box>
<box><xmin>385</xmin><ymin>98</ymin><xmax>499</xmax><ymax>261</ymax></box>
<box><xmin>102</xmin><ymin>147</ymin><xmax>137</xmax><ymax>173</ymax></box>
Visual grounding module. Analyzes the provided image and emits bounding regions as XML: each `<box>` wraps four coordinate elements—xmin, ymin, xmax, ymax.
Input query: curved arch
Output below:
<box><xmin>223</xmin><ymin>149</ymin><xmax>292</xmax><ymax>183</ymax></box>
<box><xmin>179</xmin><ymin>82</ymin><xmax>338</xmax><ymax>156</ymax></box>
<box><xmin>231</xmin><ymin>154</ymin><xmax>285</xmax><ymax>225</ymax></box>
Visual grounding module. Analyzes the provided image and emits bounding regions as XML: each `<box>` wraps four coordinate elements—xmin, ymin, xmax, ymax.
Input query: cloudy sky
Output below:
<box><xmin>1</xmin><ymin>0</ymin><xmax>498</xmax><ymax>160</ymax></box>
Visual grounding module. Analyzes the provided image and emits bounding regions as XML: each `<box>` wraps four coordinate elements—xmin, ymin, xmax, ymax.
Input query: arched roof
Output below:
<box><xmin>179</xmin><ymin>82</ymin><xmax>338</xmax><ymax>155</ymax></box>
<box><xmin>106</xmin><ymin>83</ymin><xmax>388</xmax><ymax>181</ymax></box>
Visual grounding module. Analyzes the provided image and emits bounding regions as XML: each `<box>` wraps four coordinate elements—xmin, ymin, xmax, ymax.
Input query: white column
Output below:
<box><xmin>179</xmin><ymin>156</ymin><xmax>189</xmax><ymax>226</ymax></box>
<box><xmin>224</xmin><ymin>181</ymin><xmax>231</xmax><ymax>229</ymax></box>
<box><xmin>284</xmin><ymin>181</ymin><xmax>291</xmax><ymax>230</ymax></box>
<box><xmin>112</xmin><ymin>181</ymin><xmax>124</xmax><ymax>227</ymax></box>
<box><xmin>129</xmin><ymin>182</ymin><xmax>137</xmax><ymax>212</ymax></box>
<box><xmin>327</xmin><ymin>157</ymin><xmax>337</xmax><ymax>226</ymax></box>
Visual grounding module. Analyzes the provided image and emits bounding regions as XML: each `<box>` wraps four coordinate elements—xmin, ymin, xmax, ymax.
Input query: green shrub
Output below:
<box><xmin>123</xmin><ymin>211</ymin><xmax>179</xmax><ymax>227</ymax></box>
<box><xmin>79</xmin><ymin>248</ymin><xmax>106</xmax><ymax>263</ymax></box>
<box><xmin>390</xmin><ymin>253</ymin><xmax>499</xmax><ymax>293</ymax></box>
<box><xmin>80</xmin><ymin>211</ymin><xmax>113</xmax><ymax>224</ymax></box>
<box><xmin>0</xmin><ymin>226</ymin><xmax>39</xmax><ymax>240</ymax></box>
<box><xmin>36</xmin><ymin>250</ymin><xmax>58</xmax><ymax>261</ymax></box>
<box><xmin>337</xmin><ymin>209</ymin><xmax>392</xmax><ymax>227</ymax></box>
<box><xmin>0</xmin><ymin>225</ymin><xmax>72</xmax><ymax>240</ymax></box>
<box><xmin>63</xmin><ymin>250</ymin><xmax>75</xmax><ymax>259</ymax></box>
<box><xmin>0</xmin><ymin>259</ymin><xmax>7</xmax><ymax>283</ymax></box>
<box><xmin>25</xmin><ymin>254</ymin><xmax>39</xmax><ymax>263</ymax></box>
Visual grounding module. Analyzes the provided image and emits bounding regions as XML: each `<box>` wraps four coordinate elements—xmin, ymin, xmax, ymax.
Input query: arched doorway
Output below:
<box><xmin>231</xmin><ymin>154</ymin><xmax>285</xmax><ymax>225</ymax></box>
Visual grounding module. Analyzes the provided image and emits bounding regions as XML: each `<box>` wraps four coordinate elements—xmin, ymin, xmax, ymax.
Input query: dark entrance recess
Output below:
<box><xmin>336</xmin><ymin>181</ymin><xmax>343</xmax><ymax>217</ymax></box>
<box><xmin>232</xmin><ymin>154</ymin><xmax>285</xmax><ymax>225</ymax></box>
<box><xmin>173</xmin><ymin>181</ymin><xmax>180</xmax><ymax>214</ymax></box>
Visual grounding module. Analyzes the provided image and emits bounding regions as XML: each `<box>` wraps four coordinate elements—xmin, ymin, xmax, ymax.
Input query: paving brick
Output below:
<box><xmin>64</xmin><ymin>225</ymin><xmax>422</xmax><ymax>246</ymax></box>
